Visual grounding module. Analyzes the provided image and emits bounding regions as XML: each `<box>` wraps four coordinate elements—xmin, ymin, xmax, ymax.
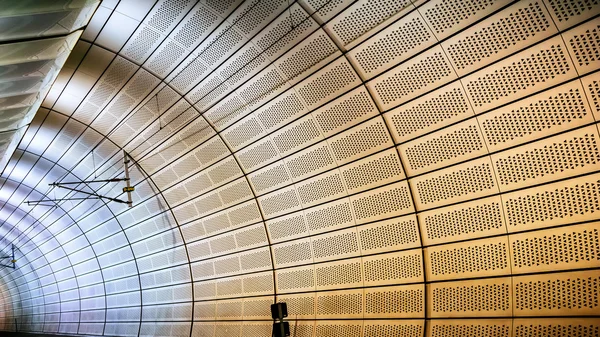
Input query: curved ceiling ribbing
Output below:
<box><xmin>0</xmin><ymin>113</ymin><xmax>175</xmax><ymax>335</ymax></box>
<box><xmin>0</xmin><ymin>0</ymin><xmax>99</xmax><ymax>171</ymax></box>
<box><xmin>0</xmin><ymin>0</ymin><xmax>599</xmax><ymax>336</ymax></box>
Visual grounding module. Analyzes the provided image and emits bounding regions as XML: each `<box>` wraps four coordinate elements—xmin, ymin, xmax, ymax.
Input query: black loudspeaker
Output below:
<box><xmin>270</xmin><ymin>302</ymin><xmax>288</xmax><ymax>320</ymax></box>
<box><xmin>272</xmin><ymin>321</ymin><xmax>290</xmax><ymax>337</ymax></box>
<box><xmin>271</xmin><ymin>302</ymin><xmax>289</xmax><ymax>337</ymax></box>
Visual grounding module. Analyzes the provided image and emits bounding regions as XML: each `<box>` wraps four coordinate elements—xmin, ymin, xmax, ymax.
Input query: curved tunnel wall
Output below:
<box><xmin>0</xmin><ymin>0</ymin><xmax>598</xmax><ymax>336</ymax></box>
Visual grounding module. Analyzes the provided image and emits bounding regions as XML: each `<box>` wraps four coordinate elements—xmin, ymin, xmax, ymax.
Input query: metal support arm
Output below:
<box><xmin>53</xmin><ymin>184</ymin><xmax>130</xmax><ymax>204</ymax></box>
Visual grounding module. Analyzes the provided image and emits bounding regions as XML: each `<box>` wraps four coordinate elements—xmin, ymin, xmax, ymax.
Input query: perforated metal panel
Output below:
<box><xmin>384</xmin><ymin>81</ymin><xmax>475</xmax><ymax>143</ymax></box>
<box><xmin>368</xmin><ymin>45</ymin><xmax>458</xmax><ymax>110</ymax></box>
<box><xmin>324</xmin><ymin>0</ymin><xmax>414</xmax><ymax>48</ymax></box>
<box><xmin>514</xmin><ymin>270</ymin><xmax>600</xmax><ymax>316</ymax></box>
<box><xmin>363</xmin><ymin>249</ymin><xmax>423</xmax><ymax>287</ymax></box>
<box><xmin>425</xmin><ymin>236</ymin><xmax>510</xmax><ymax>281</ymax></box>
<box><xmin>442</xmin><ymin>0</ymin><xmax>557</xmax><ymax>76</ymax></box>
<box><xmin>358</xmin><ymin>215</ymin><xmax>420</xmax><ymax>254</ymax></box>
<box><xmin>428</xmin><ymin>278</ymin><xmax>513</xmax><ymax>318</ymax></box>
<box><xmin>315</xmin><ymin>320</ymin><xmax>363</xmax><ymax>337</ymax></box>
<box><xmin>348</xmin><ymin>10</ymin><xmax>436</xmax><ymax>79</ymax></box>
<box><xmin>427</xmin><ymin>319</ymin><xmax>512</xmax><ymax>337</ymax></box>
<box><xmin>418</xmin><ymin>0</ymin><xmax>509</xmax><ymax>40</ymax></box>
<box><xmin>543</xmin><ymin>0</ymin><xmax>600</xmax><ymax>31</ymax></box>
<box><xmin>399</xmin><ymin>118</ymin><xmax>487</xmax><ymax>176</ymax></box>
<box><xmin>410</xmin><ymin>157</ymin><xmax>499</xmax><ymax>210</ymax></box>
<box><xmin>419</xmin><ymin>196</ymin><xmax>507</xmax><ymax>246</ymax></box>
<box><xmin>2</xmin><ymin>1</ymin><xmax>599</xmax><ymax>336</ymax></box>
<box><xmin>564</xmin><ymin>19</ymin><xmax>600</xmax><ymax>75</ymax></box>
<box><xmin>463</xmin><ymin>37</ymin><xmax>578</xmax><ymax>113</ymax></box>
<box><xmin>365</xmin><ymin>320</ymin><xmax>423</xmax><ymax>337</ymax></box>
<box><xmin>492</xmin><ymin>125</ymin><xmax>600</xmax><ymax>191</ymax></box>
<box><xmin>513</xmin><ymin>318</ymin><xmax>600</xmax><ymax>337</ymax></box>
<box><xmin>479</xmin><ymin>80</ymin><xmax>595</xmax><ymax>152</ymax></box>
<box><xmin>509</xmin><ymin>222</ymin><xmax>600</xmax><ymax>274</ymax></box>
<box><xmin>503</xmin><ymin>173</ymin><xmax>600</xmax><ymax>232</ymax></box>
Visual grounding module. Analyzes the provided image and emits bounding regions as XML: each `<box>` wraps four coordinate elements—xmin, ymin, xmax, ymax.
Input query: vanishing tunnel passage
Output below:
<box><xmin>0</xmin><ymin>0</ymin><xmax>598</xmax><ymax>336</ymax></box>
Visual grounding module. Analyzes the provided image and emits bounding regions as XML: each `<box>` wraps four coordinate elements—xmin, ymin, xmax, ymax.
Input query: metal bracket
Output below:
<box><xmin>123</xmin><ymin>150</ymin><xmax>133</xmax><ymax>208</ymax></box>
<box><xmin>26</xmin><ymin>152</ymin><xmax>135</xmax><ymax>207</ymax></box>
<box><xmin>0</xmin><ymin>245</ymin><xmax>16</xmax><ymax>269</ymax></box>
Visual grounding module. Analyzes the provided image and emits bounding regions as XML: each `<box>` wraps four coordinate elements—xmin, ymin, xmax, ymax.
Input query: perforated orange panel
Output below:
<box><xmin>3</xmin><ymin>1</ymin><xmax>600</xmax><ymax>336</ymax></box>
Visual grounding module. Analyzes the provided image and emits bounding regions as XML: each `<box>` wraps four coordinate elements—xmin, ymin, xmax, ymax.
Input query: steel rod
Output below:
<box><xmin>49</xmin><ymin>178</ymin><xmax>129</xmax><ymax>186</ymax></box>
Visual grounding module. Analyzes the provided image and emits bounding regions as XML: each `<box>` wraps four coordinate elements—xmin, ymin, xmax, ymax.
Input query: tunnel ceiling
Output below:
<box><xmin>0</xmin><ymin>1</ymin><xmax>99</xmax><ymax>175</ymax></box>
<box><xmin>0</xmin><ymin>0</ymin><xmax>598</xmax><ymax>336</ymax></box>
